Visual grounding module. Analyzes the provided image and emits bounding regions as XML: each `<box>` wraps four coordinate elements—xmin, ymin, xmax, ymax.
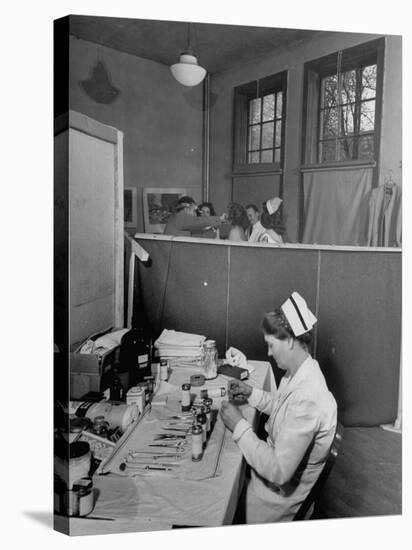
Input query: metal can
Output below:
<box><xmin>191</xmin><ymin>423</ymin><xmax>203</xmax><ymax>461</ymax></box>
<box><xmin>126</xmin><ymin>386</ymin><xmax>145</xmax><ymax>414</ymax></box>
<box><xmin>160</xmin><ymin>359</ymin><xmax>169</xmax><ymax>381</ymax></box>
<box><xmin>181</xmin><ymin>383</ymin><xmax>191</xmax><ymax>412</ymax></box>
<box><xmin>200</xmin><ymin>387</ymin><xmax>226</xmax><ymax>400</ymax></box>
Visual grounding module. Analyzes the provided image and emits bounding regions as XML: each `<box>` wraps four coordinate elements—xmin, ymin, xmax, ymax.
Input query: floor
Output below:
<box><xmin>317</xmin><ymin>426</ymin><xmax>402</xmax><ymax>519</ymax></box>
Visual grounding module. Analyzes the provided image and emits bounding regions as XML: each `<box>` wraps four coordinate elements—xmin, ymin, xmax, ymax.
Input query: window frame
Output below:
<box><xmin>301</xmin><ymin>38</ymin><xmax>385</xmax><ymax>172</ymax></box>
<box><xmin>233</xmin><ymin>71</ymin><xmax>287</xmax><ymax>175</ymax></box>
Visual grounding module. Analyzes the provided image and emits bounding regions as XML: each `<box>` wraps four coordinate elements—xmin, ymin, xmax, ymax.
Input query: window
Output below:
<box><xmin>302</xmin><ymin>39</ymin><xmax>384</xmax><ymax>167</ymax></box>
<box><xmin>318</xmin><ymin>64</ymin><xmax>377</xmax><ymax>163</ymax></box>
<box><xmin>233</xmin><ymin>72</ymin><xmax>287</xmax><ymax>173</ymax></box>
<box><xmin>247</xmin><ymin>91</ymin><xmax>283</xmax><ymax>164</ymax></box>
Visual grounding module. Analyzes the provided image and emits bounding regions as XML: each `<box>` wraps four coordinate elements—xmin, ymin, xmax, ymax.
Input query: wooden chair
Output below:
<box><xmin>293</xmin><ymin>422</ymin><xmax>344</xmax><ymax>521</ymax></box>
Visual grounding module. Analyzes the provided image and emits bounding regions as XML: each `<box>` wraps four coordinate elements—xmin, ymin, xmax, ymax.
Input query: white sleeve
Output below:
<box><xmin>235</xmin><ymin>395</ymin><xmax>321</xmax><ymax>486</ymax></box>
<box><xmin>248</xmin><ymin>387</ymin><xmax>277</xmax><ymax>415</ymax></box>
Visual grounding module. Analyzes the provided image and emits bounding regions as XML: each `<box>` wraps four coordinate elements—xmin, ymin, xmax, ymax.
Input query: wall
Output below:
<box><xmin>209</xmin><ymin>32</ymin><xmax>402</xmax><ymax>242</ymax></box>
<box><xmin>133</xmin><ymin>235</ymin><xmax>401</xmax><ymax>427</ymax></box>
<box><xmin>69</xmin><ymin>36</ymin><xmax>204</xmax><ymax>233</ymax></box>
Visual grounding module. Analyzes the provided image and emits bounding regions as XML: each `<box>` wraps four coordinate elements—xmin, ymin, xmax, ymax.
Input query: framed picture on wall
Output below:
<box><xmin>124</xmin><ymin>187</ymin><xmax>137</xmax><ymax>227</ymax></box>
<box><xmin>143</xmin><ymin>187</ymin><xmax>187</xmax><ymax>233</ymax></box>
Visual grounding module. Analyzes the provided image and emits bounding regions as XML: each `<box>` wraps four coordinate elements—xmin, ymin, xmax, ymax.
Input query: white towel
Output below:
<box><xmin>155</xmin><ymin>329</ymin><xmax>206</xmax><ymax>348</ymax></box>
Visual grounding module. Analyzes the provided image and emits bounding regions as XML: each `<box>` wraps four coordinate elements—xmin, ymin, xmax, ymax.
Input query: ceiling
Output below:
<box><xmin>69</xmin><ymin>16</ymin><xmax>329</xmax><ymax>75</ymax></box>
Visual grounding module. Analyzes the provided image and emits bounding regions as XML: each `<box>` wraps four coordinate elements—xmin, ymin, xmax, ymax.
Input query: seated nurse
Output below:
<box><xmin>220</xmin><ymin>292</ymin><xmax>337</xmax><ymax>523</ymax></box>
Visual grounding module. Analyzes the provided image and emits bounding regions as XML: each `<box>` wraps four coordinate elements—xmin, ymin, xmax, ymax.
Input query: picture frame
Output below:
<box><xmin>143</xmin><ymin>187</ymin><xmax>187</xmax><ymax>233</ymax></box>
<box><xmin>124</xmin><ymin>187</ymin><xmax>137</xmax><ymax>227</ymax></box>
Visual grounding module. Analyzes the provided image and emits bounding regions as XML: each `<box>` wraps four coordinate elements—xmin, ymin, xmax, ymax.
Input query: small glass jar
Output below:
<box><xmin>181</xmin><ymin>383</ymin><xmax>191</xmax><ymax>412</ymax></box>
<box><xmin>191</xmin><ymin>423</ymin><xmax>203</xmax><ymax>461</ymax></box>
<box><xmin>203</xmin><ymin>340</ymin><xmax>218</xmax><ymax>380</ymax></box>
<box><xmin>91</xmin><ymin>416</ymin><xmax>109</xmax><ymax>438</ymax></box>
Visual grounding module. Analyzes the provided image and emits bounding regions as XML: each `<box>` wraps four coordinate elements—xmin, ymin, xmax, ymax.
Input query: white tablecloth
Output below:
<box><xmin>67</xmin><ymin>361</ymin><xmax>274</xmax><ymax>535</ymax></box>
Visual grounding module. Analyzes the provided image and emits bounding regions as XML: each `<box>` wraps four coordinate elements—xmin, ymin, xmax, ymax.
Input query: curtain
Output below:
<box><xmin>302</xmin><ymin>168</ymin><xmax>373</xmax><ymax>246</ymax></box>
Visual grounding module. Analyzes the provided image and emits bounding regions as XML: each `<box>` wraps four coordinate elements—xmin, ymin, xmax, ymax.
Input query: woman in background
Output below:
<box><xmin>198</xmin><ymin>202</ymin><xmax>216</xmax><ymax>217</ymax></box>
<box><xmin>226</xmin><ymin>203</ymin><xmax>249</xmax><ymax>241</ymax></box>
<box><xmin>259</xmin><ymin>197</ymin><xmax>286</xmax><ymax>244</ymax></box>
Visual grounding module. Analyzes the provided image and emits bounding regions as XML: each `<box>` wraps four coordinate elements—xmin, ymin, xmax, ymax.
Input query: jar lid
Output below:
<box><xmin>69</xmin><ymin>417</ymin><xmax>91</xmax><ymax>433</ymax></box>
<box><xmin>204</xmin><ymin>340</ymin><xmax>216</xmax><ymax>348</ymax></box>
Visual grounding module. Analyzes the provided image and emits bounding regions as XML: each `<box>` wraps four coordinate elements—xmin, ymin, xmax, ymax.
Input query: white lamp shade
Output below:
<box><xmin>170</xmin><ymin>53</ymin><xmax>207</xmax><ymax>87</ymax></box>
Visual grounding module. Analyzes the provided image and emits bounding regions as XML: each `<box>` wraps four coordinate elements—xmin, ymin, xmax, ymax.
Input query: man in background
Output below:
<box><xmin>245</xmin><ymin>204</ymin><xmax>266</xmax><ymax>242</ymax></box>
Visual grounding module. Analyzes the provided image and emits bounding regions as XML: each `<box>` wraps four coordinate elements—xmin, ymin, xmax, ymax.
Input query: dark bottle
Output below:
<box><xmin>110</xmin><ymin>375</ymin><xmax>125</xmax><ymax>401</ymax></box>
<box><xmin>120</xmin><ymin>315</ymin><xmax>152</xmax><ymax>388</ymax></box>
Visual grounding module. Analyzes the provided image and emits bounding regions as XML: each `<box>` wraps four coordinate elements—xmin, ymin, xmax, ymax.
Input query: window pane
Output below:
<box><xmin>248</xmin><ymin>151</ymin><xmax>260</xmax><ymax>163</ymax></box>
<box><xmin>358</xmin><ymin>135</ymin><xmax>374</xmax><ymax>160</ymax></box>
<box><xmin>320</xmin><ymin>140</ymin><xmax>337</xmax><ymax>163</ymax></box>
<box><xmin>249</xmin><ymin>98</ymin><xmax>262</xmax><ymax>124</ymax></box>
<box><xmin>321</xmin><ymin>75</ymin><xmax>338</xmax><ymax>109</ymax></box>
<box><xmin>362</xmin><ymin>65</ymin><xmax>377</xmax><ymax>100</ymax></box>
<box><xmin>340</xmin><ymin>105</ymin><xmax>355</xmax><ymax>136</ymax></box>
<box><xmin>274</xmin><ymin>148</ymin><xmax>281</xmax><ymax>163</ymax></box>
<box><xmin>262</xmin><ymin>122</ymin><xmax>274</xmax><ymax>148</ymax></box>
<box><xmin>275</xmin><ymin>122</ymin><xmax>282</xmax><ymax>147</ymax></box>
<box><xmin>261</xmin><ymin>150</ymin><xmax>273</xmax><ymax>163</ymax></box>
<box><xmin>276</xmin><ymin>92</ymin><xmax>283</xmax><ymax>118</ymax></box>
<box><xmin>321</xmin><ymin>108</ymin><xmax>338</xmax><ymax>138</ymax></box>
<box><xmin>248</xmin><ymin>125</ymin><xmax>261</xmax><ymax>150</ymax></box>
<box><xmin>262</xmin><ymin>94</ymin><xmax>275</xmax><ymax>121</ymax></box>
<box><xmin>338</xmin><ymin>138</ymin><xmax>355</xmax><ymax>161</ymax></box>
<box><xmin>360</xmin><ymin>100</ymin><xmax>375</xmax><ymax>132</ymax></box>
<box><xmin>341</xmin><ymin>69</ymin><xmax>357</xmax><ymax>104</ymax></box>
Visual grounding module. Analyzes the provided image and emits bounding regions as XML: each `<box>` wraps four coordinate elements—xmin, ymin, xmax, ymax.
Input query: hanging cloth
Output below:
<box><xmin>302</xmin><ymin>167</ymin><xmax>373</xmax><ymax>246</ymax></box>
<box><xmin>366</xmin><ymin>183</ymin><xmax>402</xmax><ymax>247</ymax></box>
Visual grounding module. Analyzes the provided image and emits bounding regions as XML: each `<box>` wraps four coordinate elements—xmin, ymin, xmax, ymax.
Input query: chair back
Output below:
<box><xmin>293</xmin><ymin>421</ymin><xmax>344</xmax><ymax>521</ymax></box>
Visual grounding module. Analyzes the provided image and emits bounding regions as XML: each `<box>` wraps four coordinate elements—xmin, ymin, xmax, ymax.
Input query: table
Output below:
<box><xmin>63</xmin><ymin>361</ymin><xmax>274</xmax><ymax>536</ymax></box>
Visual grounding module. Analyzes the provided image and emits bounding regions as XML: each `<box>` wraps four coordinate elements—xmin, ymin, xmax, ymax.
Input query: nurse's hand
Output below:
<box><xmin>220</xmin><ymin>401</ymin><xmax>244</xmax><ymax>432</ymax></box>
<box><xmin>228</xmin><ymin>379</ymin><xmax>253</xmax><ymax>400</ymax></box>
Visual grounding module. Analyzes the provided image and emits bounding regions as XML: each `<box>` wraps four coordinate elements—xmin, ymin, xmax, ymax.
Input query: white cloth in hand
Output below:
<box><xmin>225</xmin><ymin>347</ymin><xmax>248</xmax><ymax>369</ymax></box>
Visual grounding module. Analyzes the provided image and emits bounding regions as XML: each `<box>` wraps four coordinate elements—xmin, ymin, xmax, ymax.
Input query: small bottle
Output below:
<box><xmin>191</xmin><ymin>423</ymin><xmax>203</xmax><ymax>461</ymax></box>
<box><xmin>196</xmin><ymin>411</ymin><xmax>207</xmax><ymax>449</ymax></box>
<box><xmin>160</xmin><ymin>360</ymin><xmax>169</xmax><ymax>381</ymax></box>
<box><xmin>144</xmin><ymin>375</ymin><xmax>155</xmax><ymax>396</ymax></box>
<box><xmin>204</xmin><ymin>404</ymin><xmax>212</xmax><ymax>436</ymax></box>
<box><xmin>181</xmin><ymin>383</ymin><xmax>191</xmax><ymax>412</ymax></box>
<box><xmin>110</xmin><ymin>374</ymin><xmax>125</xmax><ymax>401</ymax></box>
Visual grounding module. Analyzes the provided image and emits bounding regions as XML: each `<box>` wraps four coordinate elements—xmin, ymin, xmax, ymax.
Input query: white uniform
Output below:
<box><xmin>247</xmin><ymin>221</ymin><xmax>266</xmax><ymax>242</ymax></box>
<box><xmin>259</xmin><ymin>228</ymin><xmax>283</xmax><ymax>244</ymax></box>
<box><xmin>232</xmin><ymin>356</ymin><xmax>337</xmax><ymax>523</ymax></box>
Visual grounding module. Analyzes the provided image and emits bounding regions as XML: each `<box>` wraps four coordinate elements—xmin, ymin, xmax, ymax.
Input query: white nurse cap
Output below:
<box><xmin>266</xmin><ymin>197</ymin><xmax>282</xmax><ymax>215</ymax></box>
<box><xmin>281</xmin><ymin>292</ymin><xmax>317</xmax><ymax>337</ymax></box>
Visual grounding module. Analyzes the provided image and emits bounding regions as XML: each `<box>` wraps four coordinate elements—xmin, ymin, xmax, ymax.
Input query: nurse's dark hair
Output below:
<box><xmin>262</xmin><ymin>309</ymin><xmax>312</xmax><ymax>349</ymax></box>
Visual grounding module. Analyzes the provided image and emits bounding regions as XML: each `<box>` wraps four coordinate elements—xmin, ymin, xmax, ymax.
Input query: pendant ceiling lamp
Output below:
<box><xmin>170</xmin><ymin>23</ymin><xmax>207</xmax><ymax>87</ymax></box>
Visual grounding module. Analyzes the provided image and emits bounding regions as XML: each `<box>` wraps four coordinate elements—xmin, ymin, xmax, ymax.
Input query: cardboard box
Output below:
<box><xmin>69</xmin><ymin>328</ymin><xmax>121</xmax><ymax>399</ymax></box>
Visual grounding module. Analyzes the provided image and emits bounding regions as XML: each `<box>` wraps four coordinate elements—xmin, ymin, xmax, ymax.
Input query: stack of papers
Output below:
<box><xmin>154</xmin><ymin>329</ymin><xmax>206</xmax><ymax>360</ymax></box>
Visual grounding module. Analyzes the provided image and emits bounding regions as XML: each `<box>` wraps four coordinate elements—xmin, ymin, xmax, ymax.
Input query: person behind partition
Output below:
<box><xmin>163</xmin><ymin>196</ymin><xmax>224</xmax><ymax>237</ymax></box>
<box><xmin>192</xmin><ymin>201</ymin><xmax>219</xmax><ymax>239</ymax></box>
<box><xmin>245</xmin><ymin>204</ymin><xmax>266</xmax><ymax>242</ymax></box>
<box><xmin>226</xmin><ymin>202</ymin><xmax>249</xmax><ymax>242</ymax></box>
<box><xmin>259</xmin><ymin>197</ymin><xmax>286</xmax><ymax>244</ymax></box>
<box><xmin>220</xmin><ymin>292</ymin><xmax>337</xmax><ymax>523</ymax></box>
<box><xmin>198</xmin><ymin>202</ymin><xmax>216</xmax><ymax>217</ymax></box>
